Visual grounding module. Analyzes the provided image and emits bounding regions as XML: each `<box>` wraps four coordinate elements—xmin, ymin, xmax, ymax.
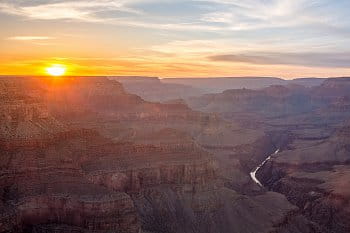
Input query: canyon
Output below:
<box><xmin>110</xmin><ymin>76</ymin><xmax>324</xmax><ymax>102</ymax></box>
<box><xmin>1</xmin><ymin>76</ymin><xmax>350</xmax><ymax>233</ymax></box>
<box><xmin>186</xmin><ymin>77</ymin><xmax>350</xmax><ymax>233</ymax></box>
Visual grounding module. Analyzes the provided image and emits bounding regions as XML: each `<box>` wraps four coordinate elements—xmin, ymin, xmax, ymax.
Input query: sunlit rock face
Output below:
<box><xmin>4</xmin><ymin>76</ymin><xmax>350</xmax><ymax>233</ymax></box>
<box><xmin>0</xmin><ymin>78</ymin><xmax>141</xmax><ymax>233</ymax></box>
<box><xmin>0</xmin><ymin>78</ymin><xmax>223</xmax><ymax>232</ymax></box>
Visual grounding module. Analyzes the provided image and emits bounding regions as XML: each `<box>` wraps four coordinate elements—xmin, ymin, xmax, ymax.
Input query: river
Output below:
<box><xmin>250</xmin><ymin>149</ymin><xmax>280</xmax><ymax>187</ymax></box>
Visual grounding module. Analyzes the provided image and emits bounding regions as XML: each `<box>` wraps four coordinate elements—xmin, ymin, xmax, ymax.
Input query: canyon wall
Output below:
<box><xmin>1</xmin><ymin>76</ymin><xmax>334</xmax><ymax>233</ymax></box>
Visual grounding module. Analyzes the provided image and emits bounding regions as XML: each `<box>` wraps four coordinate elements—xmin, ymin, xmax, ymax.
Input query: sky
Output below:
<box><xmin>1</xmin><ymin>0</ymin><xmax>350</xmax><ymax>78</ymax></box>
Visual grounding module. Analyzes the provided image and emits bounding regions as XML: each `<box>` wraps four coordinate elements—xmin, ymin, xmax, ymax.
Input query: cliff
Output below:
<box><xmin>0</xmin><ymin>77</ymin><xmax>316</xmax><ymax>233</ymax></box>
<box><xmin>109</xmin><ymin>76</ymin><xmax>205</xmax><ymax>102</ymax></box>
<box><xmin>257</xmin><ymin>126</ymin><xmax>350</xmax><ymax>233</ymax></box>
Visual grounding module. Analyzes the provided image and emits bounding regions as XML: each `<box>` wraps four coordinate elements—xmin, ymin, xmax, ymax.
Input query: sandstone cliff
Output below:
<box><xmin>0</xmin><ymin>77</ymin><xmax>318</xmax><ymax>233</ymax></box>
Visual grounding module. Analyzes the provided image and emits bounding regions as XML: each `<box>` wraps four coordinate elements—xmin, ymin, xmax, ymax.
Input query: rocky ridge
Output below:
<box><xmin>0</xmin><ymin>77</ymin><xmax>302</xmax><ymax>233</ymax></box>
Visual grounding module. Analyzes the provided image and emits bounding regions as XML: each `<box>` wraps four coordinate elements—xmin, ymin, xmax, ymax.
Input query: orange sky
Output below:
<box><xmin>1</xmin><ymin>0</ymin><xmax>350</xmax><ymax>79</ymax></box>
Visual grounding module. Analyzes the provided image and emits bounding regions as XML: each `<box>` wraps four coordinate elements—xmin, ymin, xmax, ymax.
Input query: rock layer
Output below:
<box><xmin>0</xmin><ymin>76</ymin><xmax>329</xmax><ymax>233</ymax></box>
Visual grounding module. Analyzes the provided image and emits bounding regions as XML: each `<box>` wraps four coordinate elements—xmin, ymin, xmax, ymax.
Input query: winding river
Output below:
<box><xmin>250</xmin><ymin>149</ymin><xmax>280</xmax><ymax>187</ymax></box>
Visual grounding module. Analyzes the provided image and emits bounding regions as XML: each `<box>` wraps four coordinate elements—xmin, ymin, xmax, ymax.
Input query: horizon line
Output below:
<box><xmin>0</xmin><ymin>75</ymin><xmax>344</xmax><ymax>80</ymax></box>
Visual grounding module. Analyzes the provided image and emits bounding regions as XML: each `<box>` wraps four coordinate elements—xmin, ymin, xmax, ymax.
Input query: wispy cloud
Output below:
<box><xmin>1</xmin><ymin>0</ymin><xmax>350</xmax><ymax>77</ymax></box>
<box><xmin>0</xmin><ymin>1</ymin><xmax>142</xmax><ymax>21</ymax></box>
<box><xmin>0</xmin><ymin>0</ymin><xmax>349</xmax><ymax>34</ymax></box>
<box><xmin>7</xmin><ymin>36</ymin><xmax>54</xmax><ymax>41</ymax></box>
<box><xmin>199</xmin><ymin>0</ymin><xmax>342</xmax><ymax>31</ymax></box>
<box><xmin>209</xmin><ymin>52</ymin><xmax>350</xmax><ymax>68</ymax></box>
<box><xmin>0</xmin><ymin>0</ymin><xmax>221</xmax><ymax>32</ymax></box>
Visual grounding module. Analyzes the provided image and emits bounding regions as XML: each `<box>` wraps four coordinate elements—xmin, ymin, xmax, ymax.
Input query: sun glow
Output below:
<box><xmin>46</xmin><ymin>64</ymin><xmax>66</xmax><ymax>76</ymax></box>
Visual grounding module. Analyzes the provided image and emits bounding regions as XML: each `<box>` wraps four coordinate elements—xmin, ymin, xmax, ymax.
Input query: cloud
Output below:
<box><xmin>199</xmin><ymin>0</ymin><xmax>332</xmax><ymax>30</ymax></box>
<box><xmin>0</xmin><ymin>1</ymin><xmax>142</xmax><ymax>21</ymax></box>
<box><xmin>1</xmin><ymin>0</ymin><xmax>350</xmax><ymax>77</ymax></box>
<box><xmin>0</xmin><ymin>0</ymin><xmax>221</xmax><ymax>31</ymax></box>
<box><xmin>0</xmin><ymin>0</ymin><xmax>349</xmax><ymax>35</ymax></box>
<box><xmin>7</xmin><ymin>36</ymin><xmax>54</xmax><ymax>41</ymax></box>
<box><xmin>209</xmin><ymin>52</ymin><xmax>350</xmax><ymax>68</ymax></box>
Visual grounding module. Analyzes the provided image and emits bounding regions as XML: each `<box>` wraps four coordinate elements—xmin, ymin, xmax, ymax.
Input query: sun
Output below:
<box><xmin>46</xmin><ymin>64</ymin><xmax>66</xmax><ymax>77</ymax></box>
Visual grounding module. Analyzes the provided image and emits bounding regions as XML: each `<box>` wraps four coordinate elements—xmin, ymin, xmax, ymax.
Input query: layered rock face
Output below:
<box><xmin>186</xmin><ymin>77</ymin><xmax>350</xmax><ymax>232</ymax></box>
<box><xmin>257</xmin><ymin>126</ymin><xmax>350</xmax><ymax>233</ymax></box>
<box><xmin>162</xmin><ymin>77</ymin><xmax>324</xmax><ymax>93</ymax></box>
<box><xmin>108</xmin><ymin>77</ymin><xmax>325</xmax><ymax>102</ymax></box>
<box><xmin>312</xmin><ymin>77</ymin><xmax>350</xmax><ymax>99</ymax></box>
<box><xmin>186</xmin><ymin>84</ymin><xmax>324</xmax><ymax>119</ymax></box>
<box><xmin>0</xmin><ymin>79</ymin><xmax>65</xmax><ymax>149</ymax></box>
<box><xmin>0</xmin><ymin>77</ymin><xmax>313</xmax><ymax>233</ymax></box>
<box><xmin>109</xmin><ymin>76</ymin><xmax>205</xmax><ymax>102</ymax></box>
<box><xmin>40</xmin><ymin>76</ymin><xmax>211</xmax><ymax>125</ymax></box>
<box><xmin>0</xmin><ymin>78</ymin><xmax>141</xmax><ymax>233</ymax></box>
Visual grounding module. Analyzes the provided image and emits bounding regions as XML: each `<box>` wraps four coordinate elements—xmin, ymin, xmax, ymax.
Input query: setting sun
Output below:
<box><xmin>46</xmin><ymin>64</ymin><xmax>66</xmax><ymax>76</ymax></box>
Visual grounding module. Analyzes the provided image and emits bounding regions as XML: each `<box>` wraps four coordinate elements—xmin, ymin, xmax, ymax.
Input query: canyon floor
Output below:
<box><xmin>1</xmin><ymin>76</ymin><xmax>350</xmax><ymax>233</ymax></box>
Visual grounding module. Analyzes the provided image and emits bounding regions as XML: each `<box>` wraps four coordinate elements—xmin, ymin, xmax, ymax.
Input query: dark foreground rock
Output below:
<box><xmin>0</xmin><ymin>77</ymin><xmax>312</xmax><ymax>233</ymax></box>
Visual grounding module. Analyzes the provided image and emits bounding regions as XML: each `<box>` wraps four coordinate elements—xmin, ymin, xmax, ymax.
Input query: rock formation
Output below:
<box><xmin>5</xmin><ymin>76</ymin><xmax>350</xmax><ymax>232</ymax></box>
